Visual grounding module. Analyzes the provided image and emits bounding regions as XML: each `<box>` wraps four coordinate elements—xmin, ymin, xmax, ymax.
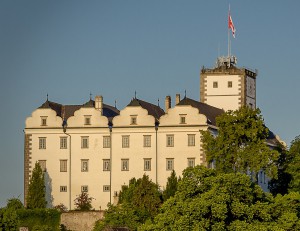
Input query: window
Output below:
<box><xmin>166</xmin><ymin>135</ymin><xmax>174</xmax><ymax>147</ymax></box>
<box><xmin>188</xmin><ymin>158</ymin><xmax>195</xmax><ymax>168</ymax></box>
<box><xmin>60</xmin><ymin>186</ymin><xmax>67</xmax><ymax>192</ymax></box>
<box><xmin>122</xmin><ymin>136</ymin><xmax>130</xmax><ymax>148</ymax></box>
<box><xmin>180</xmin><ymin>115</ymin><xmax>186</xmax><ymax>124</ymax></box>
<box><xmin>121</xmin><ymin>159</ymin><xmax>129</xmax><ymax>171</ymax></box>
<box><xmin>228</xmin><ymin>81</ymin><xmax>233</xmax><ymax>88</ymax></box>
<box><xmin>39</xmin><ymin>137</ymin><xmax>46</xmax><ymax>149</ymax></box>
<box><xmin>60</xmin><ymin>137</ymin><xmax>67</xmax><ymax>149</ymax></box>
<box><xmin>188</xmin><ymin>134</ymin><xmax>195</xmax><ymax>146</ymax></box>
<box><xmin>60</xmin><ymin>160</ymin><xmax>67</xmax><ymax>172</ymax></box>
<box><xmin>103</xmin><ymin>185</ymin><xmax>110</xmax><ymax>192</ymax></box>
<box><xmin>41</xmin><ymin>117</ymin><xmax>47</xmax><ymax>126</ymax></box>
<box><xmin>81</xmin><ymin>136</ymin><xmax>89</xmax><ymax>149</ymax></box>
<box><xmin>103</xmin><ymin>136</ymin><xmax>111</xmax><ymax>148</ymax></box>
<box><xmin>84</xmin><ymin>116</ymin><xmax>91</xmax><ymax>125</ymax></box>
<box><xmin>81</xmin><ymin>160</ymin><xmax>89</xmax><ymax>172</ymax></box>
<box><xmin>130</xmin><ymin>115</ymin><xmax>137</xmax><ymax>125</ymax></box>
<box><xmin>213</xmin><ymin>81</ymin><xmax>218</xmax><ymax>88</ymax></box>
<box><xmin>38</xmin><ymin>160</ymin><xmax>46</xmax><ymax>172</ymax></box>
<box><xmin>143</xmin><ymin>135</ymin><xmax>151</xmax><ymax>147</ymax></box>
<box><xmin>103</xmin><ymin>159</ymin><xmax>110</xmax><ymax>171</ymax></box>
<box><xmin>166</xmin><ymin>158</ymin><xmax>174</xmax><ymax>171</ymax></box>
<box><xmin>81</xmin><ymin>185</ymin><xmax>88</xmax><ymax>192</ymax></box>
<box><xmin>144</xmin><ymin>159</ymin><xmax>151</xmax><ymax>171</ymax></box>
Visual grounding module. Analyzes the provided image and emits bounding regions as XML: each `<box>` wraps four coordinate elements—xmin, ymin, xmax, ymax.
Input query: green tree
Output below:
<box><xmin>74</xmin><ymin>192</ymin><xmax>94</xmax><ymax>211</ymax></box>
<box><xmin>163</xmin><ymin>170</ymin><xmax>180</xmax><ymax>201</ymax></box>
<box><xmin>0</xmin><ymin>198</ymin><xmax>23</xmax><ymax>231</ymax></box>
<box><xmin>268</xmin><ymin>142</ymin><xmax>291</xmax><ymax>195</ymax></box>
<box><xmin>286</xmin><ymin>135</ymin><xmax>300</xmax><ymax>192</ymax></box>
<box><xmin>140</xmin><ymin>166</ymin><xmax>300</xmax><ymax>231</ymax></box>
<box><xmin>99</xmin><ymin>174</ymin><xmax>162</xmax><ymax>230</ymax></box>
<box><xmin>201</xmin><ymin>107</ymin><xmax>279</xmax><ymax>180</ymax></box>
<box><xmin>26</xmin><ymin>162</ymin><xmax>47</xmax><ymax>209</ymax></box>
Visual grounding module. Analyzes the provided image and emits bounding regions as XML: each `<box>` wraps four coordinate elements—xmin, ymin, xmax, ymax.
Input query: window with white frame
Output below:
<box><xmin>166</xmin><ymin>158</ymin><xmax>174</xmax><ymax>171</ymax></box>
<box><xmin>84</xmin><ymin>116</ymin><xmax>91</xmax><ymax>125</ymax></box>
<box><xmin>180</xmin><ymin>115</ymin><xmax>186</xmax><ymax>124</ymax></box>
<box><xmin>38</xmin><ymin>160</ymin><xmax>46</xmax><ymax>172</ymax></box>
<box><xmin>41</xmin><ymin>116</ymin><xmax>47</xmax><ymax>126</ymax></box>
<box><xmin>103</xmin><ymin>185</ymin><xmax>110</xmax><ymax>192</ymax></box>
<box><xmin>60</xmin><ymin>160</ymin><xmax>67</xmax><ymax>172</ymax></box>
<box><xmin>121</xmin><ymin>159</ymin><xmax>129</xmax><ymax>171</ymax></box>
<box><xmin>144</xmin><ymin>158</ymin><xmax>151</xmax><ymax>171</ymax></box>
<box><xmin>143</xmin><ymin>135</ymin><xmax>151</xmax><ymax>147</ymax></box>
<box><xmin>60</xmin><ymin>186</ymin><xmax>67</xmax><ymax>192</ymax></box>
<box><xmin>81</xmin><ymin>160</ymin><xmax>89</xmax><ymax>172</ymax></box>
<box><xmin>166</xmin><ymin>135</ymin><xmax>174</xmax><ymax>147</ymax></box>
<box><xmin>122</xmin><ymin>136</ymin><xmax>130</xmax><ymax>148</ymax></box>
<box><xmin>103</xmin><ymin>136</ymin><xmax>111</xmax><ymax>148</ymax></box>
<box><xmin>103</xmin><ymin>159</ymin><xmax>110</xmax><ymax>171</ymax></box>
<box><xmin>130</xmin><ymin>115</ymin><xmax>137</xmax><ymax>125</ymax></box>
<box><xmin>81</xmin><ymin>185</ymin><xmax>88</xmax><ymax>192</ymax></box>
<box><xmin>39</xmin><ymin>137</ymin><xmax>46</xmax><ymax>149</ymax></box>
<box><xmin>187</xmin><ymin>158</ymin><xmax>195</xmax><ymax>168</ymax></box>
<box><xmin>81</xmin><ymin>136</ymin><xmax>89</xmax><ymax>149</ymax></box>
<box><xmin>60</xmin><ymin>137</ymin><xmax>67</xmax><ymax>149</ymax></box>
<box><xmin>188</xmin><ymin>134</ymin><xmax>195</xmax><ymax>146</ymax></box>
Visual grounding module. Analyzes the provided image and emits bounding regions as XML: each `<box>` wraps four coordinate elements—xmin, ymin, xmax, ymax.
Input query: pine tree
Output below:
<box><xmin>26</xmin><ymin>162</ymin><xmax>47</xmax><ymax>209</ymax></box>
<box><xmin>163</xmin><ymin>170</ymin><xmax>179</xmax><ymax>201</ymax></box>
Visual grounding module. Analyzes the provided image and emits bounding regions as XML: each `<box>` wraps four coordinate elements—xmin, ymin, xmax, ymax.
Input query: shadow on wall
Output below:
<box><xmin>44</xmin><ymin>171</ymin><xmax>54</xmax><ymax>207</ymax></box>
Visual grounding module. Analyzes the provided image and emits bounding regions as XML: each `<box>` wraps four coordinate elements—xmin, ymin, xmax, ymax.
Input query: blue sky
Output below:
<box><xmin>0</xmin><ymin>1</ymin><xmax>299</xmax><ymax>207</ymax></box>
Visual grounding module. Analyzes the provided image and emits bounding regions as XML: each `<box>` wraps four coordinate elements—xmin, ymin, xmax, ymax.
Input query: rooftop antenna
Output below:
<box><xmin>184</xmin><ymin>90</ymin><xmax>187</xmax><ymax>98</ymax></box>
<box><xmin>46</xmin><ymin>93</ymin><xmax>49</xmax><ymax>101</ymax></box>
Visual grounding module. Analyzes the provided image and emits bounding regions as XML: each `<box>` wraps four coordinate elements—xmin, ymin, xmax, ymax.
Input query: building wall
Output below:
<box><xmin>24</xmin><ymin>102</ymin><xmax>210</xmax><ymax>210</ymax></box>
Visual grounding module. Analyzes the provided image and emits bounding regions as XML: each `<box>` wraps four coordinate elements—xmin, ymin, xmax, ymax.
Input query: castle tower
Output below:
<box><xmin>200</xmin><ymin>56</ymin><xmax>257</xmax><ymax>111</ymax></box>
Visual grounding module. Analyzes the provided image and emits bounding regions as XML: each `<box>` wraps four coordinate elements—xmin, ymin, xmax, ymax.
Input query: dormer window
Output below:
<box><xmin>84</xmin><ymin>116</ymin><xmax>91</xmax><ymax>125</ymax></box>
<box><xmin>130</xmin><ymin>115</ymin><xmax>137</xmax><ymax>125</ymax></box>
<box><xmin>180</xmin><ymin>115</ymin><xmax>186</xmax><ymax>124</ymax></box>
<box><xmin>41</xmin><ymin>117</ymin><xmax>47</xmax><ymax>126</ymax></box>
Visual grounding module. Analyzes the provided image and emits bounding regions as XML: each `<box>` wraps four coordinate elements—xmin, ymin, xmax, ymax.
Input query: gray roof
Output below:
<box><xmin>127</xmin><ymin>98</ymin><xmax>165</xmax><ymax>120</ymax></box>
<box><xmin>38</xmin><ymin>100</ymin><xmax>119</xmax><ymax>123</ymax></box>
<box><xmin>177</xmin><ymin>97</ymin><xmax>225</xmax><ymax>126</ymax></box>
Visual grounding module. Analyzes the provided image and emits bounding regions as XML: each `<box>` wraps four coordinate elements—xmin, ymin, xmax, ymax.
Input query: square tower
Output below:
<box><xmin>200</xmin><ymin>56</ymin><xmax>257</xmax><ymax>111</ymax></box>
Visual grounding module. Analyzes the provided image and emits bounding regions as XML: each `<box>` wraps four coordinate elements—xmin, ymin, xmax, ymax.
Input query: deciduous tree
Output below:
<box><xmin>74</xmin><ymin>192</ymin><xmax>94</xmax><ymax>211</ymax></box>
<box><xmin>201</xmin><ymin>107</ymin><xmax>279</xmax><ymax>179</ymax></box>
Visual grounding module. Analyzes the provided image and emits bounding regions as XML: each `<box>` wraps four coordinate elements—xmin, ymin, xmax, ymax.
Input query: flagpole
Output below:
<box><xmin>228</xmin><ymin>4</ymin><xmax>230</xmax><ymax>58</ymax></box>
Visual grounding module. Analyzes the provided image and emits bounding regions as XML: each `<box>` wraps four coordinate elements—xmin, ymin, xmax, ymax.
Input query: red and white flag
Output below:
<box><xmin>228</xmin><ymin>12</ymin><xmax>236</xmax><ymax>38</ymax></box>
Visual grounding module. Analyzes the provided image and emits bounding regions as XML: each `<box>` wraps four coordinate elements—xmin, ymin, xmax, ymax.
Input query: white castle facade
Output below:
<box><xmin>24</xmin><ymin>57</ymin><xmax>276</xmax><ymax>210</ymax></box>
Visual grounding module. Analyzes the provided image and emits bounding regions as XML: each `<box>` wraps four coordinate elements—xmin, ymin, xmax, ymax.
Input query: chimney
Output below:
<box><xmin>95</xmin><ymin>95</ymin><xmax>103</xmax><ymax>115</ymax></box>
<box><xmin>165</xmin><ymin>96</ymin><xmax>171</xmax><ymax>112</ymax></box>
<box><xmin>175</xmin><ymin>94</ymin><xmax>180</xmax><ymax>105</ymax></box>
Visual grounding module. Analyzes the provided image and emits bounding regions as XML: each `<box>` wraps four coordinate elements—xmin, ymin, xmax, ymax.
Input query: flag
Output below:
<box><xmin>228</xmin><ymin>12</ymin><xmax>236</xmax><ymax>38</ymax></box>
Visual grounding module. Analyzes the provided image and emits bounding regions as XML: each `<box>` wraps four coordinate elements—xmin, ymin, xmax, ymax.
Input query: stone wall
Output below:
<box><xmin>61</xmin><ymin>211</ymin><xmax>104</xmax><ymax>231</ymax></box>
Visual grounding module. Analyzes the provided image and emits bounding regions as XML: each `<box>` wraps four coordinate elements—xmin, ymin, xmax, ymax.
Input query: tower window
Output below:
<box><xmin>228</xmin><ymin>81</ymin><xmax>232</xmax><ymax>88</ymax></box>
<box><xmin>213</xmin><ymin>81</ymin><xmax>218</xmax><ymax>88</ymax></box>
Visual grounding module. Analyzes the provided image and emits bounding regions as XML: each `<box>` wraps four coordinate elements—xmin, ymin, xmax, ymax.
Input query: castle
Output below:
<box><xmin>24</xmin><ymin>56</ymin><xmax>278</xmax><ymax>210</ymax></box>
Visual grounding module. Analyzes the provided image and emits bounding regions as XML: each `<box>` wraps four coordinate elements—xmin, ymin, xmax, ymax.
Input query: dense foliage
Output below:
<box><xmin>162</xmin><ymin>170</ymin><xmax>180</xmax><ymax>201</ymax></box>
<box><xmin>26</xmin><ymin>162</ymin><xmax>47</xmax><ymax>209</ymax></box>
<box><xmin>140</xmin><ymin>166</ymin><xmax>300</xmax><ymax>231</ymax></box>
<box><xmin>95</xmin><ymin>174</ymin><xmax>162</xmax><ymax>231</ymax></box>
<box><xmin>286</xmin><ymin>136</ymin><xmax>300</xmax><ymax>192</ymax></box>
<box><xmin>0</xmin><ymin>198</ymin><xmax>60</xmax><ymax>231</ymax></box>
<box><xmin>74</xmin><ymin>192</ymin><xmax>94</xmax><ymax>211</ymax></box>
<box><xmin>201</xmin><ymin>107</ymin><xmax>279</xmax><ymax>179</ymax></box>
